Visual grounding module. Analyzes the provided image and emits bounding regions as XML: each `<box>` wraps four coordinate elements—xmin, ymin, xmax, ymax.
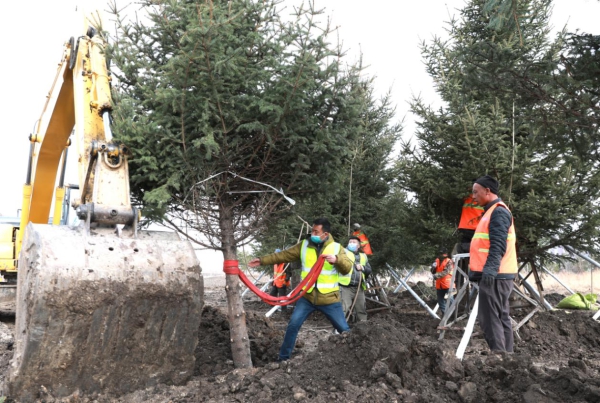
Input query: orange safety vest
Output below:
<box><xmin>273</xmin><ymin>263</ymin><xmax>290</xmax><ymax>288</ymax></box>
<box><xmin>351</xmin><ymin>230</ymin><xmax>373</xmax><ymax>255</ymax></box>
<box><xmin>458</xmin><ymin>196</ymin><xmax>484</xmax><ymax>231</ymax></box>
<box><xmin>435</xmin><ymin>257</ymin><xmax>453</xmax><ymax>290</ymax></box>
<box><xmin>469</xmin><ymin>201</ymin><xmax>517</xmax><ymax>274</ymax></box>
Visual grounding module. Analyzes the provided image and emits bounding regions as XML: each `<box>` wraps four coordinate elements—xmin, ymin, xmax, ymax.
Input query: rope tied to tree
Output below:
<box><xmin>223</xmin><ymin>257</ymin><xmax>327</xmax><ymax>306</ymax></box>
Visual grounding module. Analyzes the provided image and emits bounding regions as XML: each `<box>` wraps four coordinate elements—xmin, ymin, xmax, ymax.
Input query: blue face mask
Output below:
<box><xmin>311</xmin><ymin>235</ymin><xmax>323</xmax><ymax>244</ymax></box>
<box><xmin>347</xmin><ymin>243</ymin><xmax>358</xmax><ymax>252</ymax></box>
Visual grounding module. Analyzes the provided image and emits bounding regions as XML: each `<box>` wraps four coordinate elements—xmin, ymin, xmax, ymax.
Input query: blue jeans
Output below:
<box><xmin>279</xmin><ymin>296</ymin><xmax>349</xmax><ymax>360</ymax></box>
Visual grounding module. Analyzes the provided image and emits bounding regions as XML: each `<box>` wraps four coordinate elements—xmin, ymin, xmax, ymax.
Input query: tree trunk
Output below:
<box><xmin>219</xmin><ymin>204</ymin><xmax>252</xmax><ymax>368</ymax></box>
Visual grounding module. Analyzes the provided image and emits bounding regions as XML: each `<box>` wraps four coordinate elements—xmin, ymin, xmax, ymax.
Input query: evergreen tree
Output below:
<box><xmin>108</xmin><ymin>0</ymin><xmax>370</xmax><ymax>367</ymax></box>
<box><xmin>399</xmin><ymin>0</ymin><xmax>600</xmax><ymax>266</ymax></box>
<box><xmin>255</xmin><ymin>84</ymin><xmax>401</xmax><ymax>269</ymax></box>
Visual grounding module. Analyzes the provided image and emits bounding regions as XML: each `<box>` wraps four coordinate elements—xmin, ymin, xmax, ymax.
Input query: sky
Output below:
<box><xmin>0</xmin><ymin>0</ymin><xmax>598</xmax><ymax>270</ymax></box>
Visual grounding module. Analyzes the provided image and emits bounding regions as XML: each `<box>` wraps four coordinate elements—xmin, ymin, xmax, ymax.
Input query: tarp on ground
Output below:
<box><xmin>556</xmin><ymin>293</ymin><xmax>598</xmax><ymax>311</ymax></box>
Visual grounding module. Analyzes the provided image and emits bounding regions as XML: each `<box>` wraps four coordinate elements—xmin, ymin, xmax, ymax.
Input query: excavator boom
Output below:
<box><xmin>7</xmin><ymin>23</ymin><xmax>204</xmax><ymax>401</ymax></box>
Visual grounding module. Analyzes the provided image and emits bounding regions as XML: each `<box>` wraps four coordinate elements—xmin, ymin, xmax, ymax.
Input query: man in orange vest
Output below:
<box><xmin>470</xmin><ymin>175</ymin><xmax>518</xmax><ymax>353</ymax></box>
<box><xmin>458</xmin><ymin>194</ymin><xmax>484</xmax><ymax>242</ymax></box>
<box><xmin>454</xmin><ymin>192</ymin><xmax>484</xmax><ymax>288</ymax></box>
<box><xmin>269</xmin><ymin>249</ymin><xmax>291</xmax><ymax>299</ymax></box>
<box><xmin>431</xmin><ymin>248</ymin><xmax>454</xmax><ymax>315</ymax></box>
<box><xmin>351</xmin><ymin>223</ymin><xmax>373</xmax><ymax>255</ymax></box>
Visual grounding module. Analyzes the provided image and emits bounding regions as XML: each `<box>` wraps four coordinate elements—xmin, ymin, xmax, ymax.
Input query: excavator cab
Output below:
<box><xmin>6</xmin><ymin>20</ymin><xmax>204</xmax><ymax>401</ymax></box>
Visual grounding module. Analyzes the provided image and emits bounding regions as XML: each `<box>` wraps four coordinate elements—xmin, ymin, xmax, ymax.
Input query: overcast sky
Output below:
<box><xmin>0</xmin><ymin>0</ymin><xmax>598</xmax><ymax>268</ymax></box>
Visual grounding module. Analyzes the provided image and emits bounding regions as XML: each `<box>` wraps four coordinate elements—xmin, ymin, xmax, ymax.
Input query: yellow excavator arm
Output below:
<box><xmin>8</xmin><ymin>23</ymin><xmax>204</xmax><ymax>402</ymax></box>
<box><xmin>18</xmin><ymin>26</ymin><xmax>134</xmax><ymax>257</ymax></box>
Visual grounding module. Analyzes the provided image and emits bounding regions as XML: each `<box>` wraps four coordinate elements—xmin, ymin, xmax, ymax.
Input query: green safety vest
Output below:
<box><xmin>300</xmin><ymin>240</ymin><xmax>342</xmax><ymax>294</ymax></box>
<box><xmin>339</xmin><ymin>251</ymin><xmax>368</xmax><ymax>289</ymax></box>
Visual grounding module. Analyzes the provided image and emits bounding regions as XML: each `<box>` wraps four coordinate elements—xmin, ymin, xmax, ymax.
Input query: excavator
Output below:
<box><xmin>3</xmin><ymin>17</ymin><xmax>204</xmax><ymax>402</ymax></box>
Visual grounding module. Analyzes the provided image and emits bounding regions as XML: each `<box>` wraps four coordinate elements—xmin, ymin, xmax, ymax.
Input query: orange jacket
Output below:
<box><xmin>273</xmin><ymin>263</ymin><xmax>290</xmax><ymax>288</ymax></box>
<box><xmin>470</xmin><ymin>201</ymin><xmax>517</xmax><ymax>275</ymax></box>
<box><xmin>351</xmin><ymin>230</ymin><xmax>373</xmax><ymax>255</ymax></box>
<box><xmin>434</xmin><ymin>257</ymin><xmax>453</xmax><ymax>290</ymax></box>
<box><xmin>458</xmin><ymin>196</ymin><xmax>484</xmax><ymax>231</ymax></box>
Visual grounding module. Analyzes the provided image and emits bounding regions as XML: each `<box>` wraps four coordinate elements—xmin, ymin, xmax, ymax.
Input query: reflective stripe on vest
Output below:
<box><xmin>300</xmin><ymin>240</ymin><xmax>341</xmax><ymax>294</ymax></box>
<box><xmin>435</xmin><ymin>257</ymin><xmax>453</xmax><ymax>290</ymax></box>
<box><xmin>339</xmin><ymin>252</ymin><xmax>367</xmax><ymax>287</ymax></box>
<box><xmin>458</xmin><ymin>196</ymin><xmax>484</xmax><ymax>230</ymax></box>
<box><xmin>469</xmin><ymin>201</ymin><xmax>518</xmax><ymax>274</ymax></box>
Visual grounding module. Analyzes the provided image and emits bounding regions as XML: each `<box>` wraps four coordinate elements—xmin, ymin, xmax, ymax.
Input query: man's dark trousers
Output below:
<box><xmin>478</xmin><ymin>278</ymin><xmax>514</xmax><ymax>352</ymax></box>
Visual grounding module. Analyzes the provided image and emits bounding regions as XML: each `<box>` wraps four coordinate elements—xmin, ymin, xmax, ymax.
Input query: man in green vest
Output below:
<box><xmin>248</xmin><ymin>217</ymin><xmax>353</xmax><ymax>361</ymax></box>
<box><xmin>340</xmin><ymin>235</ymin><xmax>372</xmax><ymax>322</ymax></box>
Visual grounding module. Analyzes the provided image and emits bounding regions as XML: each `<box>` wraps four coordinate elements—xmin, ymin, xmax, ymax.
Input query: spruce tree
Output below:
<box><xmin>399</xmin><ymin>0</ymin><xmax>600</xmax><ymax>265</ymax></box>
<box><xmin>107</xmin><ymin>0</ymin><xmax>372</xmax><ymax>367</ymax></box>
<box><xmin>255</xmin><ymin>85</ymin><xmax>401</xmax><ymax>268</ymax></box>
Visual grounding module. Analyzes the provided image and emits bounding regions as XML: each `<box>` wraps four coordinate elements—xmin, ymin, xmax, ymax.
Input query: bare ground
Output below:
<box><xmin>2</xmin><ymin>274</ymin><xmax>600</xmax><ymax>402</ymax></box>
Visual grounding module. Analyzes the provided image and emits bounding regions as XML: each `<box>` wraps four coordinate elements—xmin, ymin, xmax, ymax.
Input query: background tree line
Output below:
<box><xmin>106</xmin><ymin>0</ymin><xmax>599</xmax><ymax>366</ymax></box>
<box><xmin>108</xmin><ymin>0</ymin><xmax>600</xmax><ymax>271</ymax></box>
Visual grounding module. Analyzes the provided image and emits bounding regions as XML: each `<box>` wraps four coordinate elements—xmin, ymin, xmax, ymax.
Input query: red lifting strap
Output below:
<box><xmin>223</xmin><ymin>256</ymin><xmax>327</xmax><ymax>306</ymax></box>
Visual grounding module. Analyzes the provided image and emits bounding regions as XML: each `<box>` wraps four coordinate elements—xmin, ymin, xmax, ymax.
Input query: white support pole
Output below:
<box><xmin>265</xmin><ymin>283</ymin><xmax>293</xmax><ymax>318</ymax></box>
<box><xmin>456</xmin><ymin>294</ymin><xmax>479</xmax><ymax>361</ymax></box>
<box><xmin>265</xmin><ymin>278</ymin><xmax>294</xmax><ymax>317</ymax></box>
<box><xmin>397</xmin><ymin>276</ymin><xmax>440</xmax><ymax>319</ymax></box>
<box><xmin>265</xmin><ymin>304</ymin><xmax>281</xmax><ymax>318</ymax></box>
<box><xmin>565</xmin><ymin>246</ymin><xmax>600</xmax><ymax>269</ymax></box>
<box><xmin>541</xmin><ymin>266</ymin><xmax>575</xmax><ymax>295</ymax></box>
<box><xmin>242</xmin><ymin>271</ymin><xmax>267</xmax><ymax>297</ymax></box>
<box><xmin>519</xmin><ymin>272</ymin><xmax>553</xmax><ymax>310</ymax></box>
<box><xmin>387</xmin><ymin>264</ymin><xmax>415</xmax><ymax>293</ymax></box>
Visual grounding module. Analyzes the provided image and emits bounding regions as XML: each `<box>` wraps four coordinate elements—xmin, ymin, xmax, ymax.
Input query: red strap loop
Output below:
<box><xmin>225</xmin><ymin>256</ymin><xmax>327</xmax><ymax>306</ymax></box>
<box><xmin>223</xmin><ymin>260</ymin><xmax>240</xmax><ymax>275</ymax></box>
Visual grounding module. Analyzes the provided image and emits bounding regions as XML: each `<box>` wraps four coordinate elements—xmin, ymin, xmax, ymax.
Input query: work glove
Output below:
<box><xmin>481</xmin><ymin>273</ymin><xmax>495</xmax><ymax>287</ymax></box>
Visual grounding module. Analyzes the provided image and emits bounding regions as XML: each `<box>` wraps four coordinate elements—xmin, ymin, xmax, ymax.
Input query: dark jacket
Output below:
<box><xmin>469</xmin><ymin>198</ymin><xmax>515</xmax><ymax>281</ymax></box>
<box><xmin>346</xmin><ymin>252</ymin><xmax>372</xmax><ymax>287</ymax></box>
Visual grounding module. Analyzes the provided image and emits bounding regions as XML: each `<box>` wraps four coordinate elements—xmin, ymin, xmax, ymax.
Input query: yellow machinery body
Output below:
<box><xmin>5</xmin><ymin>21</ymin><xmax>204</xmax><ymax>401</ymax></box>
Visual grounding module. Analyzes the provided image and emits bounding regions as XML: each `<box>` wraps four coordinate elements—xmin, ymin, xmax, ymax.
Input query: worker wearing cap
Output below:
<box><xmin>470</xmin><ymin>175</ymin><xmax>517</xmax><ymax>353</ymax></box>
<box><xmin>351</xmin><ymin>223</ymin><xmax>373</xmax><ymax>255</ymax></box>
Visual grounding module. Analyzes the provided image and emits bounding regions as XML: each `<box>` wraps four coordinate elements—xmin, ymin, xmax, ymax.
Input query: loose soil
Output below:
<box><xmin>2</xmin><ymin>276</ymin><xmax>600</xmax><ymax>402</ymax></box>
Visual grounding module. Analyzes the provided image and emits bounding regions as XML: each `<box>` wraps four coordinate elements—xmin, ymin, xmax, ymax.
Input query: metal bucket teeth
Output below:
<box><xmin>7</xmin><ymin>223</ymin><xmax>204</xmax><ymax>401</ymax></box>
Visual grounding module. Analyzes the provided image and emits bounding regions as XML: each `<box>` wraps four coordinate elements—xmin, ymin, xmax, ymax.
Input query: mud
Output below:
<box><xmin>2</xmin><ymin>281</ymin><xmax>600</xmax><ymax>402</ymax></box>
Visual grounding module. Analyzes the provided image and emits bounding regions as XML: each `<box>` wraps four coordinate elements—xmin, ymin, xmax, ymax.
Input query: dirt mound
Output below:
<box><xmin>3</xmin><ymin>286</ymin><xmax>600</xmax><ymax>402</ymax></box>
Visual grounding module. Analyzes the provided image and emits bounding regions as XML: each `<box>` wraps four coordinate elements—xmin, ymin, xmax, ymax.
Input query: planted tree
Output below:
<box><xmin>108</xmin><ymin>0</ymin><xmax>375</xmax><ymax>367</ymax></box>
<box><xmin>398</xmin><ymin>0</ymin><xmax>600</xmax><ymax>265</ymax></box>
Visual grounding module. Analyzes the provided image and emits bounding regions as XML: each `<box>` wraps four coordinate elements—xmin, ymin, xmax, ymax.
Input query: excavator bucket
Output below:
<box><xmin>7</xmin><ymin>223</ymin><xmax>204</xmax><ymax>401</ymax></box>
